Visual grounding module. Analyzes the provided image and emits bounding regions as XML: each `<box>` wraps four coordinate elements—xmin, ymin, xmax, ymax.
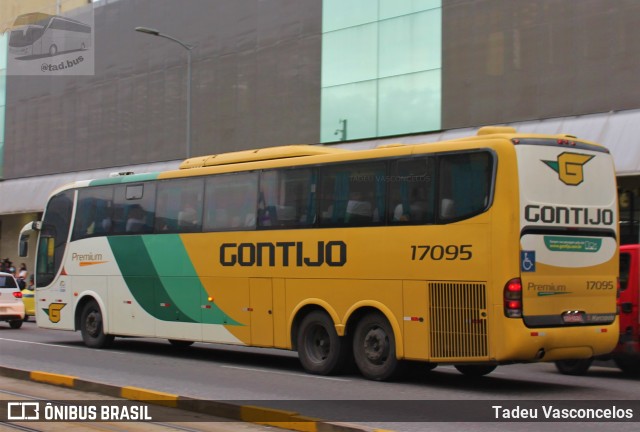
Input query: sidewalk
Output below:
<box><xmin>0</xmin><ymin>366</ymin><xmax>379</xmax><ymax>432</ymax></box>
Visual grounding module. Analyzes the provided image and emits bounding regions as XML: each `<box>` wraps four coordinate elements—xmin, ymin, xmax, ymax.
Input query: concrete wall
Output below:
<box><xmin>5</xmin><ymin>0</ymin><xmax>322</xmax><ymax>179</ymax></box>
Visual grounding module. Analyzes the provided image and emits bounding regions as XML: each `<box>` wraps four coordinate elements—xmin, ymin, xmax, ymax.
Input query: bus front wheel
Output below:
<box><xmin>49</xmin><ymin>44</ymin><xmax>58</xmax><ymax>56</ymax></box>
<box><xmin>353</xmin><ymin>312</ymin><xmax>399</xmax><ymax>381</ymax></box>
<box><xmin>80</xmin><ymin>300</ymin><xmax>114</xmax><ymax>348</ymax></box>
<box><xmin>297</xmin><ymin>311</ymin><xmax>348</xmax><ymax>375</ymax></box>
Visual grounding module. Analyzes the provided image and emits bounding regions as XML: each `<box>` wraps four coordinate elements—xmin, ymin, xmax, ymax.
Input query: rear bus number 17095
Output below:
<box><xmin>410</xmin><ymin>244</ymin><xmax>473</xmax><ymax>261</ymax></box>
<box><xmin>586</xmin><ymin>280</ymin><xmax>614</xmax><ymax>290</ymax></box>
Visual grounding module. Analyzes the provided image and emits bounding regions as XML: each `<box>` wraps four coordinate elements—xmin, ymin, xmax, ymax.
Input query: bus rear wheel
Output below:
<box><xmin>80</xmin><ymin>300</ymin><xmax>114</xmax><ymax>348</ymax></box>
<box><xmin>614</xmin><ymin>356</ymin><xmax>640</xmax><ymax>376</ymax></box>
<box><xmin>454</xmin><ymin>364</ymin><xmax>497</xmax><ymax>377</ymax></box>
<box><xmin>554</xmin><ymin>358</ymin><xmax>593</xmax><ymax>376</ymax></box>
<box><xmin>353</xmin><ymin>312</ymin><xmax>399</xmax><ymax>381</ymax></box>
<box><xmin>297</xmin><ymin>311</ymin><xmax>348</xmax><ymax>375</ymax></box>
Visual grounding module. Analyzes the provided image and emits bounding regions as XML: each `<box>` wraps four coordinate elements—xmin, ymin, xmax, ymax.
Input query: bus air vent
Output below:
<box><xmin>429</xmin><ymin>282</ymin><xmax>489</xmax><ymax>360</ymax></box>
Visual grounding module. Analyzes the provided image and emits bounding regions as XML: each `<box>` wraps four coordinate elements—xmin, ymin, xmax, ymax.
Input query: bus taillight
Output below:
<box><xmin>504</xmin><ymin>278</ymin><xmax>522</xmax><ymax>318</ymax></box>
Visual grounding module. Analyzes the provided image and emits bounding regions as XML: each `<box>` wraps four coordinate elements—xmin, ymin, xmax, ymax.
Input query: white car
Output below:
<box><xmin>0</xmin><ymin>271</ymin><xmax>25</xmax><ymax>329</ymax></box>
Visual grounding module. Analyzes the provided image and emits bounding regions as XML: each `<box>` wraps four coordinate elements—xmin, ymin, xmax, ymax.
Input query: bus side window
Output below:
<box><xmin>155</xmin><ymin>179</ymin><xmax>203</xmax><ymax>233</ymax></box>
<box><xmin>389</xmin><ymin>157</ymin><xmax>435</xmax><ymax>224</ymax></box>
<box><xmin>113</xmin><ymin>183</ymin><xmax>156</xmax><ymax>235</ymax></box>
<box><xmin>438</xmin><ymin>151</ymin><xmax>493</xmax><ymax>222</ymax></box>
<box><xmin>319</xmin><ymin>161</ymin><xmax>385</xmax><ymax>227</ymax></box>
<box><xmin>72</xmin><ymin>186</ymin><xmax>114</xmax><ymax>240</ymax></box>
<box><xmin>259</xmin><ymin>168</ymin><xmax>315</xmax><ymax>228</ymax></box>
<box><xmin>204</xmin><ymin>172</ymin><xmax>258</xmax><ymax>231</ymax></box>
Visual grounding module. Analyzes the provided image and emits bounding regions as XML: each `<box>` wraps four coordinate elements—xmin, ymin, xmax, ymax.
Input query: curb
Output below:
<box><xmin>0</xmin><ymin>366</ymin><xmax>389</xmax><ymax>432</ymax></box>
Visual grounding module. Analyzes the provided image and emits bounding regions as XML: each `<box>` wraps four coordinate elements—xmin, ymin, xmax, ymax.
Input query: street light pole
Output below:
<box><xmin>135</xmin><ymin>26</ymin><xmax>194</xmax><ymax>158</ymax></box>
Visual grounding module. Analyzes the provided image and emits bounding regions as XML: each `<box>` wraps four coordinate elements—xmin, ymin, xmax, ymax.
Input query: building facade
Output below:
<box><xmin>1</xmin><ymin>0</ymin><xmax>640</xmax><ymax>266</ymax></box>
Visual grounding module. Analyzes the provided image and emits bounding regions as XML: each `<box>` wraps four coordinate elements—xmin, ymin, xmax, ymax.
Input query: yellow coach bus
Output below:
<box><xmin>19</xmin><ymin>126</ymin><xmax>619</xmax><ymax>380</ymax></box>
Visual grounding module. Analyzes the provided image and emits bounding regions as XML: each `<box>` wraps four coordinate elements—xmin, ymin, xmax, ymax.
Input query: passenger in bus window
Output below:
<box><xmin>223</xmin><ymin>192</ymin><xmax>255</xmax><ymax>228</ymax></box>
<box><xmin>409</xmin><ymin>187</ymin><xmax>429</xmax><ymax>221</ymax></box>
<box><xmin>345</xmin><ymin>191</ymin><xmax>372</xmax><ymax>223</ymax></box>
<box><xmin>257</xmin><ymin>192</ymin><xmax>275</xmax><ymax>227</ymax></box>
<box><xmin>393</xmin><ymin>202</ymin><xmax>409</xmax><ymax>222</ymax></box>
<box><xmin>178</xmin><ymin>195</ymin><xmax>201</xmax><ymax>231</ymax></box>
<box><xmin>394</xmin><ymin>187</ymin><xmax>428</xmax><ymax>222</ymax></box>
<box><xmin>125</xmin><ymin>204</ymin><xmax>146</xmax><ymax>233</ymax></box>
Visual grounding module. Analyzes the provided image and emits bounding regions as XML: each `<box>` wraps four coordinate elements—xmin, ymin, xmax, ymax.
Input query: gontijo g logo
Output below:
<box><xmin>542</xmin><ymin>152</ymin><xmax>594</xmax><ymax>186</ymax></box>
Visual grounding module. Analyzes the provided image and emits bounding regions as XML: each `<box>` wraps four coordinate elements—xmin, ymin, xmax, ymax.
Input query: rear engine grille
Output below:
<box><xmin>429</xmin><ymin>282</ymin><xmax>488</xmax><ymax>359</ymax></box>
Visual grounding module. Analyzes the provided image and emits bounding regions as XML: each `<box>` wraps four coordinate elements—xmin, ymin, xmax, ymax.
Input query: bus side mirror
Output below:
<box><xmin>19</xmin><ymin>233</ymin><xmax>29</xmax><ymax>257</ymax></box>
<box><xmin>18</xmin><ymin>220</ymin><xmax>40</xmax><ymax>258</ymax></box>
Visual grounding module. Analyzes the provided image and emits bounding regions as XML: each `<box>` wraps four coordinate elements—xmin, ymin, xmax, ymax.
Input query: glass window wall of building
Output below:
<box><xmin>321</xmin><ymin>0</ymin><xmax>442</xmax><ymax>143</ymax></box>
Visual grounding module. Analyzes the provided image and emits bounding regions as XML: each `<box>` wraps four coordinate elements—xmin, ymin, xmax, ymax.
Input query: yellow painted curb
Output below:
<box><xmin>30</xmin><ymin>371</ymin><xmax>75</xmax><ymax>387</ymax></box>
<box><xmin>121</xmin><ymin>386</ymin><xmax>179</xmax><ymax>408</ymax></box>
<box><xmin>241</xmin><ymin>404</ymin><xmax>299</xmax><ymax>422</ymax></box>
<box><xmin>267</xmin><ymin>415</ymin><xmax>320</xmax><ymax>432</ymax></box>
<box><xmin>240</xmin><ymin>405</ymin><xmax>320</xmax><ymax>432</ymax></box>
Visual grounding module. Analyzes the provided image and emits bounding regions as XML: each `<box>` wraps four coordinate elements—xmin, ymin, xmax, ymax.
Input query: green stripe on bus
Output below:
<box><xmin>108</xmin><ymin>235</ymin><xmax>239</xmax><ymax>326</ymax></box>
<box><xmin>108</xmin><ymin>235</ymin><xmax>196</xmax><ymax>323</ymax></box>
<box><xmin>90</xmin><ymin>172</ymin><xmax>159</xmax><ymax>186</ymax></box>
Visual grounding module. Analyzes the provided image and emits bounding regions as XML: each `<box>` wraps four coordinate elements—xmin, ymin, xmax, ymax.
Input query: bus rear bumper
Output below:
<box><xmin>496</xmin><ymin>317</ymin><xmax>619</xmax><ymax>363</ymax></box>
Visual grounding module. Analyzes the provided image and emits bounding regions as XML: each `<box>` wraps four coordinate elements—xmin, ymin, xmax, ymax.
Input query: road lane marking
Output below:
<box><xmin>0</xmin><ymin>337</ymin><xmax>124</xmax><ymax>353</ymax></box>
<box><xmin>221</xmin><ymin>365</ymin><xmax>351</xmax><ymax>381</ymax></box>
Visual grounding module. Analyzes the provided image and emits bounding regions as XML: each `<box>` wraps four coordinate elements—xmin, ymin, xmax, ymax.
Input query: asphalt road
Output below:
<box><xmin>1</xmin><ymin>321</ymin><xmax>639</xmax><ymax>432</ymax></box>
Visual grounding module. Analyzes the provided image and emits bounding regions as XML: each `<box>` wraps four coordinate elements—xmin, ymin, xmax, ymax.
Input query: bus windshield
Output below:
<box><xmin>9</xmin><ymin>26</ymin><xmax>44</xmax><ymax>47</ymax></box>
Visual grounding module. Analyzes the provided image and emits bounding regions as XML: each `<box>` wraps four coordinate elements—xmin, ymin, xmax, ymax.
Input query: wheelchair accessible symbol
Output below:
<box><xmin>521</xmin><ymin>251</ymin><xmax>536</xmax><ymax>272</ymax></box>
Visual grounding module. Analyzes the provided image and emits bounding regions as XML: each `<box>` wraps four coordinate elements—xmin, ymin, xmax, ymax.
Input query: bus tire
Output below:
<box><xmin>49</xmin><ymin>44</ymin><xmax>58</xmax><ymax>56</ymax></box>
<box><xmin>169</xmin><ymin>339</ymin><xmax>194</xmax><ymax>348</ymax></box>
<box><xmin>454</xmin><ymin>364</ymin><xmax>497</xmax><ymax>377</ymax></box>
<box><xmin>554</xmin><ymin>358</ymin><xmax>593</xmax><ymax>376</ymax></box>
<box><xmin>614</xmin><ymin>356</ymin><xmax>640</xmax><ymax>376</ymax></box>
<box><xmin>80</xmin><ymin>300</ymin><xmax>114</xmax><ymax>348</ymax></box>
<box><xmin>297</xmin><ymin>310</ymin><xmax>348</xmax><ymax>375</ymax></box>
<box><xmin>353</xmin><ymin>312</ymin><xmax>399</xmax><ymax>381</ymax></box>
<box><xmin>9</xmin><ymin>320</ymin><xmax>23</xmax><ymax>329</ymax></box>
<box><xmin>405</xmin><ymin>360</ymin><xmax>437</xmax><ymax>375</ymax></box>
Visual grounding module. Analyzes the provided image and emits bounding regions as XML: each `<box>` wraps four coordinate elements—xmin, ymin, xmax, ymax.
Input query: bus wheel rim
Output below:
<box><xmin>363</xmin><ymin>327</ymin><xmax>389</xmax><ymax>364</ymax></box>
<box><xmin>86</xmin><ymin>311</ymin><xmax>100</xmax><ymax>336</ymax></box>
<box><xmin>308</xmin><ymin>325</ymin><xmax>330</xmax><ymax>361</ymax></box>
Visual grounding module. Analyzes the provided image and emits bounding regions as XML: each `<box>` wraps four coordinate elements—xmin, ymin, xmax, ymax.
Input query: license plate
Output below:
<box><xmin>562</xmin><ymin>312</ymin><xmax>585</xmax><ymax>323</ymax></box>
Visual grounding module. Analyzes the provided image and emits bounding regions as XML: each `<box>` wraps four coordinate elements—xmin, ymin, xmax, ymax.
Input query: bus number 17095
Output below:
<box><xmin>410</xmin><ymin>244</ymin><xmax>473</xmax><ymax>261</ymax></box>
